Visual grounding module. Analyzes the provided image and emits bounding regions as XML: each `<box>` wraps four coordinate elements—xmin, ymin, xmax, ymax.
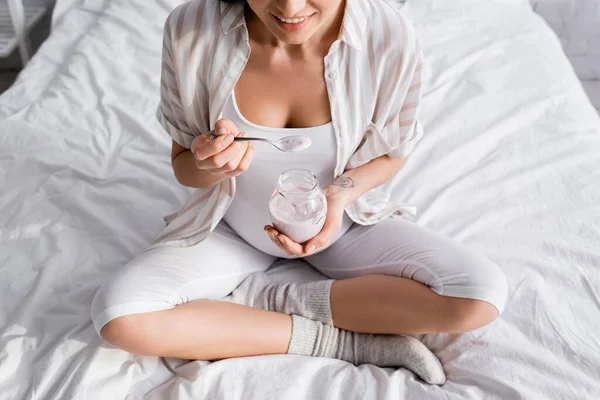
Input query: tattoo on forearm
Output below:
<box><xmin>332</xmin><ymin>177</ymin><xmax>356</xmax><ymax>189</ymax></box>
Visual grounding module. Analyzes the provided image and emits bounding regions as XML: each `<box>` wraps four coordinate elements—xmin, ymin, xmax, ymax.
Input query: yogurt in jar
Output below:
<box><xmin>269</xmin><ymin>169</ymin><xmax>327</xmax><ymax>243</ymax></box>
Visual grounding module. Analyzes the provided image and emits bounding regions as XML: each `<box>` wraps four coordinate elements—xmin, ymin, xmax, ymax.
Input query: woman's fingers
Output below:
<box><xmin>279</xmin><ymin>235</ymin><xmax>305</xmax><ymax>256</ymax></box>
<box><xmin>227</xmin><ymin>138</ymin><xmax>254</xmax><ymax>177</ymax></box>
<box><xmin>193</xmin><ymin>119</ymin><xmax>240</xmax><ymax>163</ymax></box>
<box><xmin>304</xmin><ymin>210</ymin><xmax>343</xmax><ymax>255</ymax></box>
<box><xmin>264</xmin><ymin>225</ymin><xmax>276</xmax><ymax>233</ymax></box>
<box><xmin>265</xmin><ymin>226</ymin><xmax>294</xmax><ymax>256</ymax></box>
<box><xmin>193</xmin><ymin>133</ymin><xmax>234</xmax><ymax>162</ymax></box>
<box><xmin>190</xmin><ymin>135</ymin><xmax>206</xmax><ymax>156</ymax></box>
<box><xmin>265</xmin><ymin>226</ymin><xmax>304</xmax><ymax>256</ymax></box>
<box><xmin>304</xmin><ymin>232</ymin><xmax>331</xmax><ymax>255</ymax></box>
<box><xmin>214</xmin><ymin>118</ymin><xmax>239</xmax><ymax>136</ymax></box>
<box><xmin>196</xmin><ymin>133</ymin><xmax>248</xmax><ymax>172</ymax></box>
<box><xmin>265</xmin><ymin>225</ymin><xmax>317</xmax><ymax>256</ymax></box>
<box><xmin>304</xmin><ymin>223</ymin><xmax>335</xmax><ymax>253</ymax></box>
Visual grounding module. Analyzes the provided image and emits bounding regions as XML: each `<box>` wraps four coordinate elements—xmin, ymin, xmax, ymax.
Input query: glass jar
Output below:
<box><xmin>269</xmin><ymin>169</ymin><xmax>327</xmax><ymax>244</ymax></box>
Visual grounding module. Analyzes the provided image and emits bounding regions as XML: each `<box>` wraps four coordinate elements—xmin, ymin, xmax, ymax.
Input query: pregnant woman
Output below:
<box><xmin>91</xmin><ymin>0</ymin><xmax>507</xmax><ymax>385</ymax></box>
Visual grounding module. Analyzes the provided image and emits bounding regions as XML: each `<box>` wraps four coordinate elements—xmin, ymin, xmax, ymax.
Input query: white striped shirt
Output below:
<box><xmin>152</xmin><ymin>0</ymin><xmax>424</xmax><ymax>249</ymax></box>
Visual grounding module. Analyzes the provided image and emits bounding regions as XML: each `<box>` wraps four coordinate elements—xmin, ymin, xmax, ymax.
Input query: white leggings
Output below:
<box><xmin>91</xmin><ymin>218</ymin><xmax>508</xmax><ymax>336</ymax></box>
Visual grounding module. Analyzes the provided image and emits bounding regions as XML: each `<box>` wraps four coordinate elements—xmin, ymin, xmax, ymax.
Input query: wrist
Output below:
<box><xmin>324</xmin><ymin>186</ymin><xmax>354</xmax><ymax>209</ymax></box>
<box><xmin>323</xmin><ymin>175</ymin><xmax>359</xmax><ymax>208</ymax></box>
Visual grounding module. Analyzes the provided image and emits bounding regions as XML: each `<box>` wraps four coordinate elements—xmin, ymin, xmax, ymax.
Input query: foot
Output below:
<box><xmin>230</xmin><ymin>273</ymin><xmax>333</xmax><ymax>324</ymax></box>
<box><xmin>288</xmin><ymin>315</ymin><xmax>446</xmax><ymax>385</ymax></box>
<box><xmin>354</xmin><ymin>333</ymin><xmax>446</xmax><ymax>385</ymax></box>
<box><xmin>228</xmin><ymin>272</ymin><xmax>271</xmax><ymax>308</ymax></box>
<box><xmin>233</xmin><ymin>272</ymin><xmax>270</xmax><ymax>296</ymax></box>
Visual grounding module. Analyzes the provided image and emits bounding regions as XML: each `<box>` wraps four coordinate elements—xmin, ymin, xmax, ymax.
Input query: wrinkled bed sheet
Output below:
<box><xmin>1</xmin><ymin>0</ymin><xmax>599</xmax><ymax>399</ymax></box>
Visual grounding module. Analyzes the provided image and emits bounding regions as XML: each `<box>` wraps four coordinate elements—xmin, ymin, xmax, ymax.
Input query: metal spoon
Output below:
<box><xmin>209</xmin><ymin>134</ymin><xmax>312</xmax><ymax>152</ymax></box>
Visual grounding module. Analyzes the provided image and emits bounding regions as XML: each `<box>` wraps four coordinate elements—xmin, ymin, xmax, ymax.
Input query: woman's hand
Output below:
<box><xmin>265</xmin><ymin>193</ymin><xmax>347</xmax><ymax>257</ymax></box>
<box><xmin>190</xmin><ymin>119</ymin><xmax>254</xmax><ymax>178</ymax></box>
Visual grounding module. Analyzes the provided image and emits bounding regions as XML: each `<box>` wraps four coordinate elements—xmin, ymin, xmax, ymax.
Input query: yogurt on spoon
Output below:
<box><xmin>276</xmin><ymin>135</ymin><xmax>312</xmax><ymax>152</ymax></box>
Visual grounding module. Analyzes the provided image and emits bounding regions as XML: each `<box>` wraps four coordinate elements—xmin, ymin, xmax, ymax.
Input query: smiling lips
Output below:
<box><xmin>272</xmin><ymin>13</ymin><xmax>314</xmax><ymax>31</ymax></box>
<box><xmin>275</xmin><ymin>15</ymin><xmax>310</xmax><ymax>24</ymax></box>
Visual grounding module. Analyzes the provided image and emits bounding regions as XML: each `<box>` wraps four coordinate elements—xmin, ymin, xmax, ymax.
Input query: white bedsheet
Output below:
<box><xmin>0</xmin><ymin>0</ymin><xmax>108</xmax><ymax>119</ymax></box>
<box><xmin>1</xmin><ymin>0</ymin><xmax>599</xmax><ymax>399</ymax></box>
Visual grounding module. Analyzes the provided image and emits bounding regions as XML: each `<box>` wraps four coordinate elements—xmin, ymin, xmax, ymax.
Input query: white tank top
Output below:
<box><xmin>222</xmin><ymin>91</ymin><xmax>353</xmax><ymax>258</ymax></box>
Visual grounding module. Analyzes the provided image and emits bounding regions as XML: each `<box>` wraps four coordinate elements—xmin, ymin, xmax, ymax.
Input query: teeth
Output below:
<box><xmin>276</xmin><ymin>15</ymin><xmax>307</xmax><ymax>24</ymax></box>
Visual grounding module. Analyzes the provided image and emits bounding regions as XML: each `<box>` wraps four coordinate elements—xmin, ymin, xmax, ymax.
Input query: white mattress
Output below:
<box><xmin>1</xmin><ymin>0</ymin><xmax>599</xmax><ymax>399</ymax></box>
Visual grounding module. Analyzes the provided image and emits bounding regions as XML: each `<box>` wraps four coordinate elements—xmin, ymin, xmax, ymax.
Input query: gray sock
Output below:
<box><xmin>288</xmin><ymin>315</ymin><xmax>446</xmax><ymax>386</ymax></box>
<box><xmin>230</xmin><ymin>273</ymin><xmax>333</xmax><ymax>325</ymax></box>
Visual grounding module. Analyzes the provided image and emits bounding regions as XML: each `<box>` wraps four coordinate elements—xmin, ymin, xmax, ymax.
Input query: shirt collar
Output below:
<box><xmin>338</xmin><ymin>0</ymin><xmax>367</xmax><ymax>51</ymax></box>
<box><xmin>220</xmin><ymin>1</ymin><xmax>246</xmax><ymax>34</ymax></box>
<box><xmin>219</xmin><ymin>0</ymin><xmax>367</xmax><ymax>51</ymax></box>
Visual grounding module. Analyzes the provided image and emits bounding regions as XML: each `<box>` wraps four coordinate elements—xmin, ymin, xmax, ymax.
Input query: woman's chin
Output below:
<box><xmin>265</xmin><ymin>19</ymin><xmax>319</xmax><ymax>45</ymax></box>
<box><xmin>271</xmin><ymin>31</ymin><xmax>316</xmax><ymax>45</ymax></box>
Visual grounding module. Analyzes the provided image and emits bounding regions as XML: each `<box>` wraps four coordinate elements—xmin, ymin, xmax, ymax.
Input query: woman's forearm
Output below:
<box><xmin>324</xmin><ymin>155</ymin><xmax>408</xmax><ymax>207</ymax></box>
<box><xmin>172</xmin><ymin>150</ymin><xmax>226</xmax><ymax>189</ymax></box>
<box><xmin>173</xmin><ymin>150</ymin><xmax>406</xmax><ymax>194</ymax></box>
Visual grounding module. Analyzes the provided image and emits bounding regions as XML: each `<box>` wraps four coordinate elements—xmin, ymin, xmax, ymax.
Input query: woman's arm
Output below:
<box><xmin>298</xmin><ymin>155</ymin><xmax>407</xmax><ymax>253</ymax></box>
<box><xmin>265</xmin><ymin>154</ymin><xmax>408</xmax><ymax>257</ymax></box>
<box><xmin>171</xmin><ymin>141</ymin><xmax>227</xmax><ymax>188</ymax></box>
<box><xmin>323</xmin><ymin>155</ymin><xmax>408</xmax><ymax>208</ymax></box>
<box><xmin>170</xmin><ymin>119</ymin><xmax>255</xmax><ymax>189</ymax></box>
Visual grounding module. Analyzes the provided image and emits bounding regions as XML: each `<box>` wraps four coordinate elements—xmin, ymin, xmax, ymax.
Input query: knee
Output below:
<box><xmin>445</xmin><ymin>298</ymin><xmax>500</xmax><ymax>333</ymax></box>
<box><xmin>100</xmin><ymin>314</ymin><xmax>165</xmax><ymax>356</ymax></box>
<box><xmin>445</xmin><ymin>255</ymin><xmax>508</xmax><ymax>331</ymax></box>
<box><xmin>436</xmin><ymin>255</ymin><xmax>508</xmax><ymax>332</ymax></box>
<box><xmin>90</xmin><ymin>271</ymin><xmax>171</xmax><ymax>356</ymax></box>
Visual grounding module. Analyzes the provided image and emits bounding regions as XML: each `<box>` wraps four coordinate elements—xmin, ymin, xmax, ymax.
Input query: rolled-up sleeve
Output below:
<box><xmin>156</xmin><ymin>12</ymin><xmax>195</xmax><ymax>149</ymax></box>
<box><xmin>347</xmin><ymin>21</ymin><xmax>424</xmax><ymax>169</ymax></box>
<box><xmin>382</xmin><ymin>51</ymin><xmax>424</xmax><ymax>160</ymax></box>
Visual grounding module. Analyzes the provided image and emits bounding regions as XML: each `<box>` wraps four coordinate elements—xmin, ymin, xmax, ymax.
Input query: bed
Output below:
<box><xmin>1</xmin><ymin>0</ymin><xmax>599</xmax><ymax>398</ymax></box>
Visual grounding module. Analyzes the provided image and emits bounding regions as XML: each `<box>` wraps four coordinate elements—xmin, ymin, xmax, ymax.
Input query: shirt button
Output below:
<box><xmin>328</xmin><ymin>71</ymin><xmax>337</xmax><ymax>79</ymax></box>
